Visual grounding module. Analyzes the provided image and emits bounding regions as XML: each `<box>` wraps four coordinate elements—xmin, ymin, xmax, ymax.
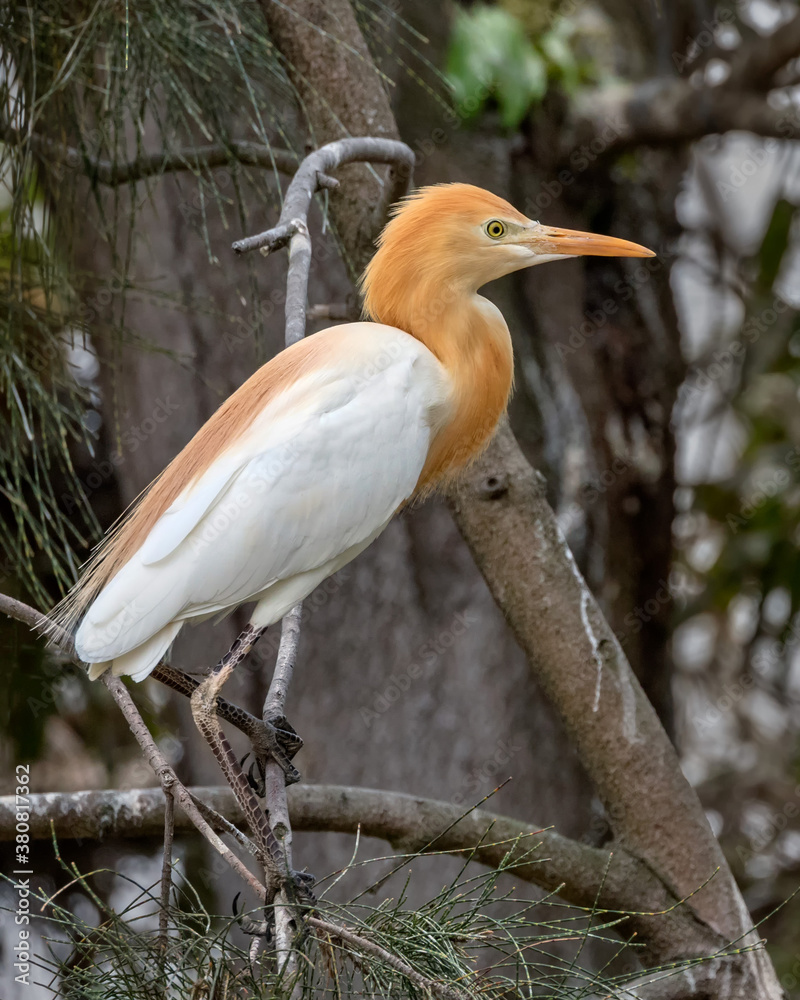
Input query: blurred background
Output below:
<box><xmin>1</xmin><ymin>0</ymin><xmax>800</xmax><ymax>994</ymax></box>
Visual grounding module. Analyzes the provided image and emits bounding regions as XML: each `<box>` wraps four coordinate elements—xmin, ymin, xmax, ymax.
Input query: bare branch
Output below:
<box><xmin>0</xmin><ymin>125</ymin><xmax>298</xmax><ymax>185</ymax></box>
<box><xmin>231</xmin><ymin>137</ymin><xmax>414</xmax><ymax>259</ymax></box>
<box><xmin>565</xmin><ymin>69</ymin><xmax>800</xmax><ymax>159</ymax></box>
<box><xmin>444</xmin><ymin>421</ymin><xmax>780</xmax><ymax>995</ymax></box>
<box><xmin>264</xmin><ymin>604</ymin><xmax>303</xmax><ymax>722</ymax></box>
<box><xmin>0</xmin><ymin>783</ymin><xmax>724</xmax><ymax>961</ymax></box>
<box><xmin>261</xmin><ymin>605</ymin><xmax>305</xmax><ymax>991</ymax></box>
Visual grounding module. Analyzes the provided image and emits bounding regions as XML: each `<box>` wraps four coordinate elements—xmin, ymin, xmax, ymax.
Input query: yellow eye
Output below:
<box><xmin>486</xmin><ymin>220</ymin><xmax>506</xmax><ymax>239</ymax></box>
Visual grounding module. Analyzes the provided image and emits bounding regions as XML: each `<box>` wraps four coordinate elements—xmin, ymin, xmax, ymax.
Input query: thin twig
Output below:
<box><xmin>102</xmin><ymin>674</ymin><xmax>266</xmax><ymax>900</ymax></box>
<box><xmin>262</xmin><ymin>607</ymin><xmax>305</xmax><ymax>989</ymax></box>
<box><xmin>158</xmin><ymin>790</ymin><xmax>175</xmax><ymax>958</ymax></box>
<box><xmin>264</xmin><ymin>603</ymin><xmax>303</xmax><ymax>721</ymax></box>
<box><xmin>188</xmin><ymin>792</ymin><xmax>262</xmax><ymax>861</ymax></box>
<box><xmin>308</xmin><ymin>915</ymin><xmax>466</xmax><ymax>1000</ymax></box>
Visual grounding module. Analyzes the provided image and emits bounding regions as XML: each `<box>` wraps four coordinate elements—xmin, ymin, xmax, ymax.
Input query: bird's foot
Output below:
<box><xmin>232</xmin><ymin>870</ymin><xmax>315</xmax><ymax>941</ymax></box>
<box><xmin>291</xmin><ymin>867</ymin><xmax>317</xmax><ymax>909</ymax></box>
<box><xmin>244</xmin><ymin>715</ymin><xmax>304</xmax><ymax>792</ymax></box>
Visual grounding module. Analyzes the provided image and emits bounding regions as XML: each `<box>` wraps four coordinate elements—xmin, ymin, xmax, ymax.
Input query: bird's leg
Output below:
<box><xmin>151</xmin><ymin>661</ymin><xmax>302</xmax><ymax>785</ymax></box>
<box><xmin>152</xmin><ymin>662</ymin><xmax>262</xmax><ymax>739</ymax></box>
<box><xmin>189</xmin><ymin>627</ymin><xmax>311</xmax><ymax>918</ymax></box>
<box><xmin>190</xmin><ymin>627</ymin><xmax>292</xmax><ymax>900</ymax></box>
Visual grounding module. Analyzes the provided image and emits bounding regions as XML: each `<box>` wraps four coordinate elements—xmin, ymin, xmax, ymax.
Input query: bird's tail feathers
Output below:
<box><xmin>40</xmin><ymin>482</ymin><xmax>163</xmax><ymax>653</ymax></box>
<box><xmin>85</xmin><ymin>620</ymin><xmax>182</xmax><ymax>682</ymax></box>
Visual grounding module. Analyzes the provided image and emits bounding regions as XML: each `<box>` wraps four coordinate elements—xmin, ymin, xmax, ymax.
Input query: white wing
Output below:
<box><xmin>75</xmin><ymin>324</ymin><xmax>450</xmax><ymax>677</ymax></box>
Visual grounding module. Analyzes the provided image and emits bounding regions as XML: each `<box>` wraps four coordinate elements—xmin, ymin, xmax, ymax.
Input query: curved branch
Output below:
<box><xmin>0</xmin><ymin>783</ymin><xmax>723</xmax><ymax>961</ymax></box>
<box><xmin>231</xmin><ymin>136</ymin><xmax>414</xmax><ymax>257</ymax></box>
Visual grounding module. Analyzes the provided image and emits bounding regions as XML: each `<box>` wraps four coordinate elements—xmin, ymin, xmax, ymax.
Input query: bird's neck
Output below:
<box><xmin>367</xmin><ymin>278</ymin><xmax>514</xmax><ymax>493</ymax></box>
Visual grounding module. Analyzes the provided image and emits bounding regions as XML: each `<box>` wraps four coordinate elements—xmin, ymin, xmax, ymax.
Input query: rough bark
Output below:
<box><xmin>258</xmin><ymin>0</ymin><xmax>403</xmax><ymax>274</ymax></box>
<box><xmin>445</xmin><ymin>421</ymin><xmax>782</xmax><ymax>995</ymax></box>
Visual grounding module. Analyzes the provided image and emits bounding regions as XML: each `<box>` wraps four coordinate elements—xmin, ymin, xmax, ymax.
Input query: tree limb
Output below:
<box><xmin>0</xmin><ymin>783</ymin><xmax>725</xmax><ymax>960</ymax></box>
<box><xmin>444</xmin><ymin>421</ymin><xmax>778</xmax><ymax>994</ymax></box>
<box><xmin>552</xmin><ymin>13</ymin><xmax>800</xmax><ymax>158</ymax></box>
<box><xmin>101</xmin><ymin>675</ymin><xmax>267</xmax><ymax>899</ymax></box>
<box><xmin>0</xmin><ymin>125</ymin><xmax>298</xmax><ymax>185</ymax></box>
<box><xmin>728</xmin><ymin>9</ymin><xmax>800</xmax><ymax>90</ymax></box>
<box><xmin>565</xmin><ymin>77</ymin><xmax>800</xmax><ymax>157</ymax></box>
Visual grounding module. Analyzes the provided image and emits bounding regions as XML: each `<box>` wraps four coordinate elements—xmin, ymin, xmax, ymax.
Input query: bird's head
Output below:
<box><xmin>362</xmin><ymin>183</ymin><xmax>654</xmax><ymax>327</ymax></box>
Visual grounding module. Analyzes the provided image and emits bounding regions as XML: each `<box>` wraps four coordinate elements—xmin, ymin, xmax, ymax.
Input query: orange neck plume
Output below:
<box><xmin>361</xmin><ymin>218</ymin><xmax>514</xmax><ymax>494</ymax></box>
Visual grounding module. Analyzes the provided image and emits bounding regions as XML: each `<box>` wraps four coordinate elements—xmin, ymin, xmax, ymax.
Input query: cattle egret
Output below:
<box><xmin>51</xmin><ymin>184</ymin><xmax>654</xmax><ymax>681</ymax></box>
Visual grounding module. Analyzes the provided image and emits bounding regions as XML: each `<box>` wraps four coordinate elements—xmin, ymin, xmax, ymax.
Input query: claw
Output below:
<box><xmin>247</xmin><ymin>759</ymin><xmax>266</xmax><ymax>797</ymax></box>
<box><xmin>233</xmin><ymin>892</ymin><xmax>272</xmax><ymax>939</ymax></box>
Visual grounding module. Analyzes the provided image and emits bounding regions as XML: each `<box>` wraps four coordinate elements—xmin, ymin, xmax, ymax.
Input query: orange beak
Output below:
<box><xmin>530</xmin><ymin>224</ymin><xmax>655</xmax><ymax>258</ymax></box>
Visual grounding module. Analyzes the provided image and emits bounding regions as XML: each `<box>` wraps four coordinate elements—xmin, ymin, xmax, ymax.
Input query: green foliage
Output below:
<box><xmin>756</xmin><ymin>199</ymin><xmax>796</xmax><ymax>293</ymax></box>
<box><xmin>0</xmin><ymin>0</ymin><xmax>300</xmax><ymax>603</ymax></box>
<box><xmin>445</xmin><ymin>4</ymin><xmax>582</xmax><ymax>129</ymax></box>
<box><xmin>0</xmin><ymin>189</ymin><xmax>98</xmax><ymax>607</ymax></box>
<box><xmin>0</xmin><ymin>0</ymin><xmax>444</xmax><ymax>606</ymax></box>
<box><xmin>8</xmin><ymin>836</ymin><xmax>740</xmax><ymax>1000</ymax></box>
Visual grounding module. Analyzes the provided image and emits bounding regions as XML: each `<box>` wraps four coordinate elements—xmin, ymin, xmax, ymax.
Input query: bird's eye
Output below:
<box><xmin>485</xmin><ymin>220</ymin><xmax>506</xmax><ymax>240</ymax></box>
